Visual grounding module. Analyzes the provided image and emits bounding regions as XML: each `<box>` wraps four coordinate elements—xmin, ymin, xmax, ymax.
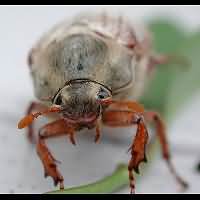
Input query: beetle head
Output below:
<box><xmin>52</xmin><ymin>79</ymin><xmax>112</xmax><ymax>124</ymax></box>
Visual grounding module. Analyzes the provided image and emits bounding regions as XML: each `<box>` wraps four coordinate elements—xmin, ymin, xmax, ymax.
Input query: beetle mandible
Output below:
<box><xmin>18</xmin><ymin>12</ymin><xmax>188</xmax><ymax>193</ymax></box>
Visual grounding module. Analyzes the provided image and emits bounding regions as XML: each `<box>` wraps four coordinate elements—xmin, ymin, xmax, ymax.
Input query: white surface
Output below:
<box><xmin>0</xmin><ymin>6</ymin><xmax>200</xmax><ymax>194</ymax></box>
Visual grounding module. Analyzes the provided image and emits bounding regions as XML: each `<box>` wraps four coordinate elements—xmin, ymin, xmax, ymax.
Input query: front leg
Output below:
<box><xmin>104</xmin><ymin>100</ymin><xmax>188</xmax><ymax>191</ymax></box>
<box><xmin>102</xmin><ymin>110</ymin><xmax>148</xmax><ymax>193</ymax></box>
<box><xmin>36</xmin><ymin>119</ymin><xmax>75</xmax><ymax>189</ymax></box>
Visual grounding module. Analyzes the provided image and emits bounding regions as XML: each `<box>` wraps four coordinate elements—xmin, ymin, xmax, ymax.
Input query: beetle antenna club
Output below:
<box><xmin>18</xmin><ymin>106</ymin><xmax>62</xmax><ymax>129</ymax></box>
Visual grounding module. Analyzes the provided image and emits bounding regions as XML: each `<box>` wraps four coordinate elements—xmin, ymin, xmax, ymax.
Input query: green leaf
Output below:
<box><xmin>148</xmin><ymin>19</ymin><xmax>188</xmax><ymax>52</ymax></box>
<box><xmin>46</xmin><ymin>164</ymin><xmax>128</xmax><ymax>194</ymax></box>
<box><xmin>165</xmin><ymin>32</ymin><xmax>200</xmax><ymax>120</ymax></box>
<box><xmin>140</xmin><ymin>20</ymin><xmax>188</xmax><ymax>116</ymax></box>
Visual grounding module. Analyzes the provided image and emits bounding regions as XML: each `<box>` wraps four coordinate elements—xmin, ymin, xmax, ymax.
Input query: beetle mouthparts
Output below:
<box><xmin>63</xmin><ymin>112</ymin><xmax>100</xmax><ymax>124</ymax></box>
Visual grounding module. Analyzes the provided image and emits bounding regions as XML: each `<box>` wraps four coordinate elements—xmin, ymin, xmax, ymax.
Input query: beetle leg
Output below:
<box><xmin>149</xmin><ymin>54</ymin><xmax>170</xmax><ymax>66</ymax></box>
<box><xmin>26</xmin><ymin>101</ymin><xmax>48</xmax><ymax>143</ymax></box>
<box><xmin>68</xmin><ymin>131</ymin><xmax>76</xmax><ymax>145</ymax></box>
<box><xmin>95</xmin><ymin>123</ymin><xmax>101</xmax><ymax>143</ymax></box>
<box><xmin>36</xmin><ymin>119</ymin><xmax>75</xmax><ymax>189</ymax></box>
<box><xmin>148</xmin><ymin>54</ymin><xmax>189</xmax><ymax>73</ymax></box>
<box><xmin>94</xmin><ymin>118</ymin><xmax>102</xmax><ymax>143</ymax></box>
<box><xmin>107</xmin><ymin>100</ymin><xmax>144</xmax><ymax>113</ymax></box>
<box><xmin>102</xmin><ymin>110</ymin><xmax>149</xmax><ymax>193</ymax></box>
<box><xmin>144</xmin><ymin>111</ymin><xmax>189</xmax><ymax>190</ymax></box>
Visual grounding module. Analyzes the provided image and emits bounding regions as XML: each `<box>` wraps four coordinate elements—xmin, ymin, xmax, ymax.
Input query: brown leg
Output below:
<box><xmin>144</xmin><ymin>111</ymin><xmax>188</xmax><ymax>189</ymax></box>
<box><xmin>26</xmin><ymin>101</ymin><xmax>48</xmax><ymax>143</ymax></box>
<box><xmin>94</xmin><ymin>118</ymin><xmax>102</xmax><ymax>143</ymax></box>
<box><xmin>102</xmin><ymin>110</ymin><xmax>149</xmax><ymax>193</ymax></box>
<box><xmin>36</xmin><ymin>119</ymin><xmax>75</xmax><ymax>189</ymax></box>
<box><xmin>108</xmin><ymin>100</ymin><xmax>144</xmax><ymax>113</ymax></box>
<box><xmin>148</xmin><ymin>54</ymin><xmax>189</xmax><ymax>72</ymax></box>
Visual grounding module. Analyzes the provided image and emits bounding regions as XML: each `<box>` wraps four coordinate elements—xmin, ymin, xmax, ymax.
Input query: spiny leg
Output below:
<box><xmin>102</xmin><ymin>110</ymin><xmax>149</xmax><ymax>193</ymax></box>
<box><xmin>25</xmin><ymin>101</ymin><xmax>48</xmax><ymax>143</ymax></box>
<box><xmin>36</xmin><ymin>119</ymin><xmax>75</xmax><ymax>189</ymax></box>
<box><xmin>144</xmin><ymin>111</ymin><xmax>188</xmax><ymax>190</ymax></box>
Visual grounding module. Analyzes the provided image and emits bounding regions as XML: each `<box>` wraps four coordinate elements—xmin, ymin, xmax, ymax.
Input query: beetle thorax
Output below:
<box><xmin>49</xmin><ymin>34</ymin><xmax>109</xmax><ymax>82</ymax></box>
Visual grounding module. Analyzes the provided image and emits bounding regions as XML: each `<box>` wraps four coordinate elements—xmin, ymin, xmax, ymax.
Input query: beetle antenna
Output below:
<box><xmin>18</xmin><ymin>105</ymin><xmax>61</xmax><ymax>129</ymax></box>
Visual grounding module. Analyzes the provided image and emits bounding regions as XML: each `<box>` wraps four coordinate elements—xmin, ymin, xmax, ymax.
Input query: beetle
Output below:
<box><xmin>18</xmin><ymin>12</ymin><xmax>188</xmax><ymax>193</ymax></box>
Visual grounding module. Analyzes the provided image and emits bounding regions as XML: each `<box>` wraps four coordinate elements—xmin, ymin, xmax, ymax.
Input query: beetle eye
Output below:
<box><xmin>54</xmin><ymin>94</ymin><xmax>62</xmax><ymax>105</ymax></box>
<box><xmin>97</xmin><ymin>87</ymin><xmax>111</xmax><ymax>100</ymax></box>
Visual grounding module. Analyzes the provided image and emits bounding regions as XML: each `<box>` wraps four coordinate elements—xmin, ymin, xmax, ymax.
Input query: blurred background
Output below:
<box><xmin>0</xmin><ymin>6</ymin><xmax>200</xmax><ymax>194</ymax></box>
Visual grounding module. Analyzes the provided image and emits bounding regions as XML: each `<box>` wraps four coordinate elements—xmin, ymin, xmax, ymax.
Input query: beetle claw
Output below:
<box><xmin>68</xmin><ymin>134</ymin><xmax>76</xmax><ymax>145</ymax></box>
<box><xmin>133</xmin><ymin>166</ymin><xmax>140</xmax><ymax>174</ymax></box>
<box><xmin>143</xmin><ymin>154</ymin><xmax>147</xmax><ymax>163</ymax></box>
<box><xmin>94</xmin><ymin>134</ymin><xmax>100</xmax><ymax>143</ymax></box>
<box><xmin>53</xmin><ymin>178</ymin><xmax>64</xmax><ymax>190</ymax></box>
<box><xmin>44</xmin><ymin>171</ymin><xmax>49</xmax><ymax>178</ymax></box>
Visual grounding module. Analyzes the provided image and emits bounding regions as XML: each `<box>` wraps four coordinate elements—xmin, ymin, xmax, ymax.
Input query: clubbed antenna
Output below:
<box><xmin>18</xmin><ymin>106</ymin><xmax>61</xmax><ymax>129</ymax></box>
